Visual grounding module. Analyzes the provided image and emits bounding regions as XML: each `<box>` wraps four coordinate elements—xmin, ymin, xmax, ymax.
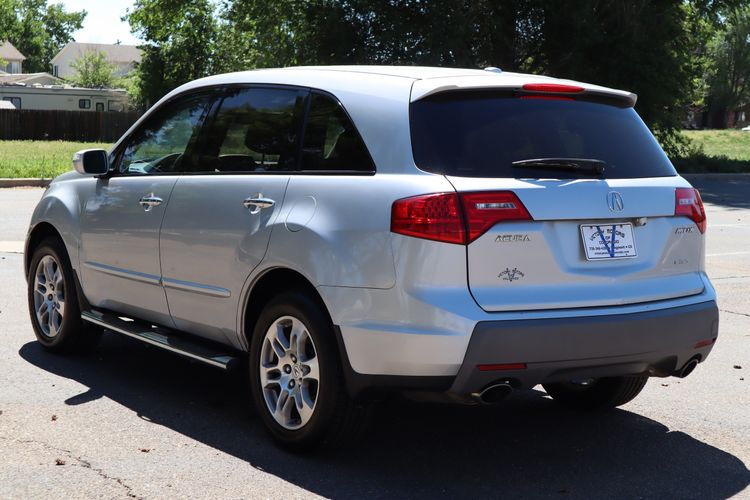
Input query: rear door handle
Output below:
<box><xmin>243</xmin><ymin>196</ymin><xmax>275</xmax><ymax>214</ymax></box>
<box><xmin>139</xmin><ymin>193</ymin><xmax>163</xmax><ymax>211</ymax></box>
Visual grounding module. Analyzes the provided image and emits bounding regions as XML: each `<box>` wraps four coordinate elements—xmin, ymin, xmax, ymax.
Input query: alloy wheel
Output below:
<box><xmin>33</xmin><ymin>255</ymin><xmax>65</xmax><ymax>338</ymax></box>
<box><xmin>259</xmin><ymin>315</ymin><xmax>320</xmax><ymax>430</ymax></box>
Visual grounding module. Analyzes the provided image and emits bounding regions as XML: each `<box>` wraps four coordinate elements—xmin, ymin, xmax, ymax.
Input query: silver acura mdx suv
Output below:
<box><xmin>25</xmin><ymin>66</ymin><xmax>719</xmax><ymax>450</ymax></box>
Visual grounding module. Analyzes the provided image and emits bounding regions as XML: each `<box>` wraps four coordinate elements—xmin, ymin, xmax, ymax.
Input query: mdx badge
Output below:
<box><xmin>607</xmin><ymin>191</ymin><xmax>624</xmax><ymax>212</ymax></box>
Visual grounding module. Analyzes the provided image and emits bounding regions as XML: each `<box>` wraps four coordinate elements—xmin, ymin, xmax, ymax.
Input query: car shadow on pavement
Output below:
<box><xmin>20</xmin><ymin>335</ymin><xmax>750</xmax><ymax>499</ymax></box>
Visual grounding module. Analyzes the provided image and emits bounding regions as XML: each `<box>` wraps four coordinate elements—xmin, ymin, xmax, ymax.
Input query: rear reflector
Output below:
<box><xmin>675</xmin><ymin>188</ymin><xmax>707</xmax><ymax>233</ymax></box>
<box><xmin>694</xmin><ymin>338</ymin><xmax>716</xmax><ymax>349</ymax></box>
<box><xmin>522</xmin><ymin>83</ymin><xmax>585</xmax><ymax>93</ymax></box>
<box><xmin>391</xmin><ymin>191</ymin><xmax>531</xmax><ymax>244</ymax></box>
<box><xmin>478</xmin><ymin>363</ymin><xmax>527</xmax><ymax>372</ymax></box>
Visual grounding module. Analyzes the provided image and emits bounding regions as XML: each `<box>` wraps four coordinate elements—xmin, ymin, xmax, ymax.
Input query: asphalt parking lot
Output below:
<box><xmin>1</xmin><ymin>179</ymin><xmax>748</xmax><ymax>499</ymax></box>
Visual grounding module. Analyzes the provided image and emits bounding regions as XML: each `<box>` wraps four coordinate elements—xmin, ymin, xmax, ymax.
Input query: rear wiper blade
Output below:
<box><xmin>512</xmin><ymin>158</ymin><xmax>606</xmax><ymax>175</ymax></box>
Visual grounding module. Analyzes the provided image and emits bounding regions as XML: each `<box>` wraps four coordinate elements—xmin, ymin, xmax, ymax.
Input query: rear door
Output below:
<box><xmin>410</xmin><ymin>91</ymin><xmax>706</xmax><ymax>311</ymax></box>
<box><xmin>158</xmin><ymin>86</ymin><xmax>306</xmax><ymax>344</ymax></box>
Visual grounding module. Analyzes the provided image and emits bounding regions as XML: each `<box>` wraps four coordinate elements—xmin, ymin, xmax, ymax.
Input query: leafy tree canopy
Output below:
<box><xmin>70</xmin><ymin>50</ymin><xmax>115</xmax><ymax>88</ymax></box>
<box><xmin>127</xmin><ymin>0</ymin><xmax>746</xmax><ymax>153</ymax></box>
<box><xmin>0</xmin><ymin>0</ymin><xmax>85</xmax><ymax>72</ymax></box>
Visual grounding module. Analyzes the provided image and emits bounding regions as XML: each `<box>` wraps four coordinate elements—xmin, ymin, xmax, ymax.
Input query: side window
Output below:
<box><xmin>3</xmin><ymin>97</ymin><xmax>21</xmax><ymax>108</ymax></box>
<box><xmin>78</xmin><ymin>99</ymin><xmax>91</xmax><ymax>109</ymax></box>
<box><xmin>95</xmin><ymin>102</ymin><xmax>104</xmax><ymax>111</ymax></box>
<box><xmin>197</xmin><ymin>87</ymin><xmax>303</xmax><ymax>173</ymax></box>
<box><xmin>118</xmin><ymin>94</ymin><xmax>210</xmax><ymax>175</ymax></box>
<box><xmin>301</xmin><ymin>93</ymin><xmax>374</xmax><ymax>172</ymax></box>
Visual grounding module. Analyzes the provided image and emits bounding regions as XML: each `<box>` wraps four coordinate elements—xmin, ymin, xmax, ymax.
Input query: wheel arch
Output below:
<box><xmin>25</xmin><ymin>222</ymin><xmax>66</xmax><ymax>277</ymax></box>
<box><xmin>241</xmin><ymin>267</ymin><xmax>335</xmax><ymax>348</ymax></box>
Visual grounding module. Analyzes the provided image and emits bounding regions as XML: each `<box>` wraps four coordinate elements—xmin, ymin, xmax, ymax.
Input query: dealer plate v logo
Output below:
<box><xmin>499</xmin><ymin>267</ymin><xmax>525</xmax><ymax>282</ymax></box>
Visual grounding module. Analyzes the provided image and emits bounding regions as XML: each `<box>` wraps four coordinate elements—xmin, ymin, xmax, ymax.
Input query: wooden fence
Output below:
<box><xmin>0</xmin><ymin>109</ymin><xmax>141</xmax><ymax>142</ymax></box>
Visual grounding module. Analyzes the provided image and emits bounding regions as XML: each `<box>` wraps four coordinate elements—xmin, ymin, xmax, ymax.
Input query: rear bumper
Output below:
<box><xmin>449</xmin><ymin>300</ymin><xmax>719</xmax><ymax>395</ymax></box>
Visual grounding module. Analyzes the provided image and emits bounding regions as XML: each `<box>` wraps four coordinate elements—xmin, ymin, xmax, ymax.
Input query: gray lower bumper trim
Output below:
<box><xmin>451</xmin><ymin>300</ymin><xmax>719</xmax><ymax>394</ymax></box>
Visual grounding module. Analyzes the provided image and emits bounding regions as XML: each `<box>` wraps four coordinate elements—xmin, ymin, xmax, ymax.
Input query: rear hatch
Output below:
<box><xmin>409</xmin><ymin>86</ymin><xmax>706</xmax><ymax>312</ymax></box>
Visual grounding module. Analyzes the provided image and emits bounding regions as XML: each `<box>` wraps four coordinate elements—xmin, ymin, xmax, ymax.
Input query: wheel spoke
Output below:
<box><xmin>43</xmin><ymin>258</ymin><xmax>55</xmax><ymax>283</ymax></box>
<box><xmin>56</xmin><ymin>299</ymin><xmax>65</xmax><ymax>317</ymax></box>
<box><xmin>49</xmin><ymin>309</ymin><xmax>59</xmax><ymax>337</ymax></box>
<box><xmin>271</xmin><ymin>338</ymin><xmax>286</xmax><ymax>360</ymax></box>
<box><xmin>302</xmin><ymin>356</ymin><xmax>319</xmax><ymax>382</ymax></box>
<box><xmin>274</xmin><ymin>389</ymin><xmax>293</xmax><ymax>423</ymax></box>
<box><xmin>294</xmin><ymin>391</ymin><xmax>314</xmax><ymax>423</ymax></box>
<box><xmin>261</xmin><ymin>367</ymin><xmax>281</xmax><ymax>387</ymax></box>
<box><xmin>53</xmin><ymin>269</ymin><xmax>64</xmax><ymax>289</ymax></box>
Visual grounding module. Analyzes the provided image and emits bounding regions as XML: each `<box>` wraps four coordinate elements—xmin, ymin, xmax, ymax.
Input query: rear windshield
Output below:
<box><xmin>410</xmin><ymin>92</ymin><xmax>676</xmax><ymax>178</ymax></box>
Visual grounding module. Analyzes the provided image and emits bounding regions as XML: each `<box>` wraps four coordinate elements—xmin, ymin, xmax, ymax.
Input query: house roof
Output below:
<box><xmin>51</xmin><ymin>42</ymin><xmax>142</xmax><ymax>65</ymax></box>
<box><xmin>0</xmin><ymin>72</ymin><xmax>63</xmax><ymax>85</ymax></box>
<box><xmin>0</xmin><ymin>41</ymin><xmax>26</xmax><ymax>61</ymax></box>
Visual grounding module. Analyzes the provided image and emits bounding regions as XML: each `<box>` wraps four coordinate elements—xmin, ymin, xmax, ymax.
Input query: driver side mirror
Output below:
<box><xmin>73</xmin><ymin>149</ymin><xmax>109</xmax><ymax>175</ymax></box>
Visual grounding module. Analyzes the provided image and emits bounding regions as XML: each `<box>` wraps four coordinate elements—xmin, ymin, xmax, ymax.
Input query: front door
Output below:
<box><xmin>159</xmin><ymin>86</ymin><xmax>305</xmax><ymax>344</ymax></box>
<box><xmin>79</xmin><ymin>92</ymin><xmax>212</xmax><ymax>326</ymax></box>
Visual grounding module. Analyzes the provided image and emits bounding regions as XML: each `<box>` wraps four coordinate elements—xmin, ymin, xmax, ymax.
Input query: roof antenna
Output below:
<box><xmin>484</xmin><ymin>67</ymin><xmax>503</xmax><ymax>74</ymax></box>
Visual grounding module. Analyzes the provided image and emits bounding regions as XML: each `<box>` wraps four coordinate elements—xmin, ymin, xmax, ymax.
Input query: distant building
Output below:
<box><xmin>50</xmin><ymin>42</ymin><xmax>142</xmax><ymax>79</ymax></box>
<box><xmin>0</xmin><ymin>41</ymin><xmax>26</xmax><ymax>74</ymax></box>
<box><xmin>0</xmin><ymin>73</ymin><xmax>63</xmax><ymax>86</ymax></box>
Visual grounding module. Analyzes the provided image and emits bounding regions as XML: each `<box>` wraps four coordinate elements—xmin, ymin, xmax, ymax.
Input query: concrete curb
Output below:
<box><xmin>0</xmin><ymin>178</ymin><xmax>51</xmax><ymax>188</ymax></box>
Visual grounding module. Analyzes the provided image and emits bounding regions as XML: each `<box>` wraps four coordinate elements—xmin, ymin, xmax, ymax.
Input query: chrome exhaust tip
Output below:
<box><xmin>675</xmin><ymin>358</ymin><xmax>699</xmax><ymax>378</ymax></box>
<box><xmin>473</xmin><ymin>382</ymin><xmax>513</xmax><ymax>405</ymax></box>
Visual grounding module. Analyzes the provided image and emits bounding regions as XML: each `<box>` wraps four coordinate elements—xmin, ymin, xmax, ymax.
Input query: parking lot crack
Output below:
<box><xmin>0</xmin><ymin>436</ymin><xmax>141</xmax><ymax>499</ymax></box>
<box><xmin>720</xmin><ymin>308</ymin><xmax>750</xmax><ymax>318</ymax></box>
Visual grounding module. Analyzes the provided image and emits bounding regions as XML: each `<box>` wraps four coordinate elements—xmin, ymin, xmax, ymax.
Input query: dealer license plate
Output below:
<box><xmin>580</xmin><ymin>223</ymin><xmax>637</xmax><ymax>260</ymax></box>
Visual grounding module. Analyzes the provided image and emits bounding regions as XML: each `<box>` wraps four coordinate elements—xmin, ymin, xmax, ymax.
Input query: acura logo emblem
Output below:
<box><xmin>607</xmin><ymin>191</ymin><xmax>624</xmax><ymax>212</ymax></box>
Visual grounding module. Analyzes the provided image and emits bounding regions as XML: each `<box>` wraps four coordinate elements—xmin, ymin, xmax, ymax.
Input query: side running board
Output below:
<box><xmin>81</xmin><ymin>309</ymin><xmax>240</xmax><ymax>370</ymax></box>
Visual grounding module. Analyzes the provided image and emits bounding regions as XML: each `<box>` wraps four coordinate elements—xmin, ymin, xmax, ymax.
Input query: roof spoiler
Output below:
<box><xmin>412</xmin><ymin>83</ymin><xmax>638</xmax><ymax>107</ymax></box>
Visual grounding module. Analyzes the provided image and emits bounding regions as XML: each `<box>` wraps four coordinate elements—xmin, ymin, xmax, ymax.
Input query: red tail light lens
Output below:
<box><xmin>391</xmin><ymin>191</ymin><xmax>531</xmax><ymax>244</ymax></box>
<box><xmin>391</xmin><ymin>193</ymin><xmax>466</xmax><ymax>244</ymax></box>
<box><xmin>675</xmin><ymin>188</ymin><xmax>706</xmax><ymax>233</ymax></box>
<box><xmin>460</xmin><ymin>192</ymin><xmax>531</xmax><ymax>242</ymax></box>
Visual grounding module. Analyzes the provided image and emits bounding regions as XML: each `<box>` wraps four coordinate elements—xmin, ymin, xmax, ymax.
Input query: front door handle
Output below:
<box><xmin>243</xmin><ymin>196</ymin><xmax>275</xmax><ymax>215</ymax></box>
<box><xmin>139</xmin><ymin>193</ymin><xmax>163</xmax><ymax>212</ymax></box>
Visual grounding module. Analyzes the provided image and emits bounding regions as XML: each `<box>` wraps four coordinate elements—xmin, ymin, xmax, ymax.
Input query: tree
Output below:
<box><xmin>126</xmin><ymin>0</ymin><xmax>217</xmax><ymax>107</ymax></box>
<box><xmin>70</xmin><ymin>51</ymin><xmax>116</xmax><ymax>88</ymax></box>
<box><xmin>0</xmin><ymin>0</ymin><xmax>85</xmax><ymax>73</ymax></box>
<box><xmin>704</xmin><ymin>7</ymin><xmax>750</xmax><ymax>128</ymax></box>
<box><xmin>129</xmin><ymin>0</ymin><xmax>741</xmax><ymax>152</ymax></box>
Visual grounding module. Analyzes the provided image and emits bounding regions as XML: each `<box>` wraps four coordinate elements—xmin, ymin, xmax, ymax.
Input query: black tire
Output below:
<box><xmin>248</xmin><ymin>290</ymin><xmax>370</xmax><ymax>451</ymax></box>
<box><xmin>27</xmin><ymin>237</ymin><xmax>101</xmax><ymax>353</ymax></box>
<box><xmin>543</xmin><ymin>375</ymin><xmax>649</xmax><ymax>411</ymax></box>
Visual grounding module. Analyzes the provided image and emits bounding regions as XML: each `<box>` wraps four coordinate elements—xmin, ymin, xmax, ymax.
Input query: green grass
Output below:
<box><xmin>674</xmin><ymin>130</ymin><xmax>750</xmax><ymax>173</ymax></box>
<box><xmin>0</xmin><ymin>140</ymin><xmax>110</xmax><ymax>178</ymax></box>
<box><xmin>681</xmin><ymin>130</ymin><xmax>750</xmax><ymax>161</ymax></box>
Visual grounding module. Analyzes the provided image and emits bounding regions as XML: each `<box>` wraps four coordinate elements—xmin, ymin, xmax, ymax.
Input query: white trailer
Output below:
<box><xmin>0</xmin><ymin>84</ymin><xmax>130</xmax><ymax>112</ymax></box>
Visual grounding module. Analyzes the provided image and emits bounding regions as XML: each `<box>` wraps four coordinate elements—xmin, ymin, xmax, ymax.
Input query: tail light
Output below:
<box><xmin>391</xmin><ymin>191</ymin><xmax>531</xmax><ymax>244</ymax></box>
<box><xmin>675</xmin><ymin>188</ymin><xmax>706</xmax><ymax>233</ymax></box>
<box><xmin>390</xmin><ymin>192</ymin><xmax>465</xmax><ymax>244</ymax></box>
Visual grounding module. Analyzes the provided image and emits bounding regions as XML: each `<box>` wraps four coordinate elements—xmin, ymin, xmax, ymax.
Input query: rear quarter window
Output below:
<box><xmin>410</xmin><ymin>92</ymin><xmax>676</xmax><ymax>179</ymax></box>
